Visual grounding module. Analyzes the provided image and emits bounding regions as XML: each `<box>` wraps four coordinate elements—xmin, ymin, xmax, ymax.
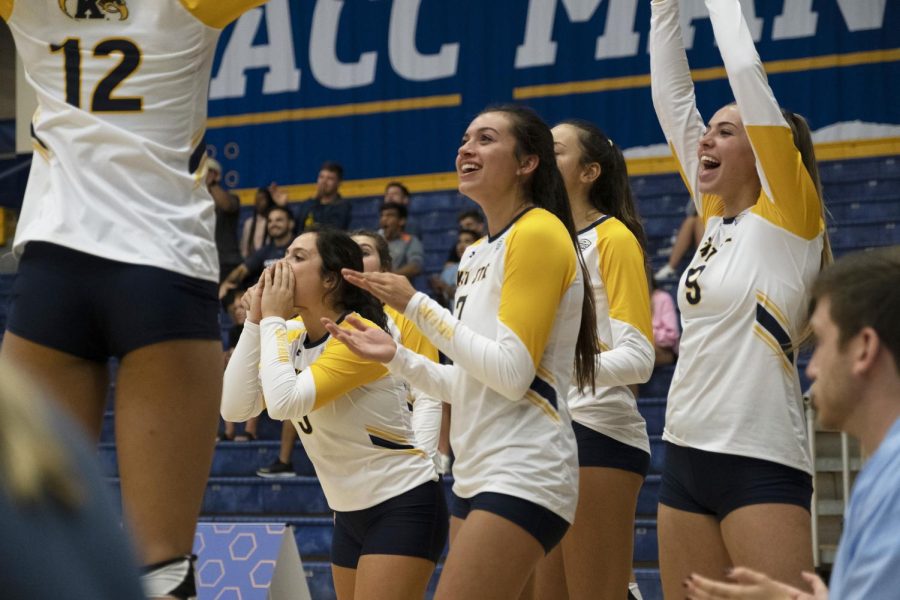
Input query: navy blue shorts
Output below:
<box><xmin>331</xmin><ymin>480</ymin><xmax>448</xmax><ymax>569</ymax></box>
<box><xmin>449</xmin><ymin>490</ymin><xmax>569</xmax><ymax>554</ymax></box>
<box><xmin>573</xmin><ymin>421</ymin><xmax>650</xmax><ymax>477</ymax></box>
<box><xmin>6</xmin><ymin>242</ymin><xmax>220</xmax><ymax>362</ymax></box>
<box><xmin>659</xmin><ymin>442</ymin><xmax>813</xmax><ymax>520</ymax></box>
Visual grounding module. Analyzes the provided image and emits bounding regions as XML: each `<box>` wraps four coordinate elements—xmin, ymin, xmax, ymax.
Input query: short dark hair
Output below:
<box><xmin>380</xmin><ymin>201</ymin><xmax>408</xmax><ymax>220</ymax></box>
<box><xmin>385</xmin><ymin>181</ymin><xmax>410</xmax><ymax>198</ymax></box>
<box><xmin>266</xmin><ymin>205</ymin><xmax>294</xmax><ymax>221</ymax></box>
<box><xmin>320</xmin><ymin>161</ymin><xmax>344</xmax><ymax>180</ymax></box>
<box><xmin>810</xmin><ymin>247</ymin><xmax>900</xmax><ymax>371</ymax></box>
<box><xmin>457</xmin><ymin>209</ymin><xmax>484</xmax><ymax>224</ymax></box>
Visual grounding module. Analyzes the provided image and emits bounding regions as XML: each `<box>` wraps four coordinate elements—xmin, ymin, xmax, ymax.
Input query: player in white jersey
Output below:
<box><xmin>221</xmin><ymin>229</ymin><xmax>447</xmax><ymax>600</ymax></box>
<box><xmin>0</xmin><ymin>2</ymin><xmax>268</xmax><ymax>598</ymax></box>
<box><xmin>649</xmin><ymin>0</ymin><xmax>831</xmax><ymax>596</ymax></box>
<box><xmin>325</xmin><ymin>105</ymin><xmax>601</xmax><ymax>600</ymax></box>
<box><xmin>533</xmin><ymin>120</ymin><xmax>654</xmax><ymax>600</ymax></box>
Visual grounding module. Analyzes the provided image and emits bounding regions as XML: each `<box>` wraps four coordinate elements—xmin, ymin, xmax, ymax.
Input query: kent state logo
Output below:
<box><xmin>579</xmin><ymin>239</ymin><xmax>592</xmax><ymax>250</ymax></box>
<box><xmin>59</xmin><ymin>0</ymin><xmax>129</xmax><ymax>20</ymax></box>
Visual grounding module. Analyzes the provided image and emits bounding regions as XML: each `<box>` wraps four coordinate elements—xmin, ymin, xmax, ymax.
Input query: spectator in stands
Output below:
<box><xmin>650</xmin><ymin>1</ymin><xmax>832</xmax><ymax>597</ymax></box>
<box><xmin>380</xmin><ymin>202</ymin><xmax>425</xmax><ymax>280</ymax></box>
<box><xmin>651</xmin><ymin>278</ymin><xmax>680</xmax><ymax>366</ymax></box>
<box><xmin>536</xmin><ymin>119</ymin><xmax>653</xmax><ymax>600</ymax></box>
<box><xmin>222</xmin><ymin>229</ymin><xmax>447</xmax><ymax>599</ymax></box>
<box><xmin>430</xmin><ymin>229</ymin><xmax>479</xmax><ymax>307</ymax></box>
<box><xmin>219</xmin><ymin>289</ymin><xmax>257</xmax><ymax>442</ymax></box>
<box><xmin>384</xmin><ymin>181</ymin><xmax>411</xmax><ymax>206</ymax></box>
<box><xmin>325</xmin><ymin>104</ymin><xmax>600</xmax><ymax>600</ymax></box>
<box><xmin>654</xmin><ymin>202</ymin><xmax>705</xmax><ymax>280</ymax></box>
<box><xmin>294</xmin><ymin>161</ymin><xmax>351</xmax><ymax>232</ymax></box>
<box><xmin>207</xmin><ymin>158</ymin><xmax>243</xmax><ymax>283</ymax></box>
<box><xmin>220</xmin><ymin>206</ymin><xmax>294</xmax><ymax>299</ymax></box>
<box><xmin>457</xmin><ymin>209</ymin><xmax>486</xmax><ymax>237</ymax></box>
<box><xmin>240</xmin><ymin>187</ymin><xmax>276</xmax><ymax>258</ymax></box>
<box><xmin>686</xmin><ymin>247</ymin><xmax>900</xmax><ymax>600</ymax></box>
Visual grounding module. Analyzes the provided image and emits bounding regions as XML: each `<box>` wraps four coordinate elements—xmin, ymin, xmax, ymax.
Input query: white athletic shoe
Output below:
<box><xmin>654</xmin><ymin>264</ymin><xmax>677</xmax><ymax>280</ymax></box>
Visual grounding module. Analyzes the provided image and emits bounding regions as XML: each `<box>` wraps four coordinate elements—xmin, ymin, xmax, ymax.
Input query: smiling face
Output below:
<box><xmin>283</xmin><ymin>232</ymin><xmax>330</xmax><ymax>310</ymax></box>
<box><xmin>806</xmin><ymin>297</ymin><xmax>857</xmax><ymax>431</ymax></box>
<box><xmin>697</xmin><ymin>105</ymin><xmax>759</xmax><ymax>198</ymax></box>
<box><xmin>266</xmin><ymin>208</ymin><xmax>293</xmax><ymax>240</ymax></box>
<box><xmin>456</xmin><ymin>111</ymin><xmax>524</xmax><ymax>204</ymax></box>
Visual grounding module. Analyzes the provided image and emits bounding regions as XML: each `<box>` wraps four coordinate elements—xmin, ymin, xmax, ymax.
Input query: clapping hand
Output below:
<box><xmin>341</xmin><ymin>269</ymin><xmax>416</xmax><ymax>313</ymax></box>
<box><xmin>322</xmin><ymin>315</ymin><xmax>398</xmax><ymax>363</ymax></box>
<box><xmin>685</xmin><ymin>567</ymin><xmax>828</xmax><ymax>600</ymax></box>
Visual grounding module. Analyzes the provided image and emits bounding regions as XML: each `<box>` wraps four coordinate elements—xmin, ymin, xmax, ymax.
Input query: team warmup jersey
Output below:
<box><xmin>386</xmin><ymin>208</ymin><xmax>582</xmax><ymax>523</ymax></box>
<box><xmin>221</xmin><ymin>314</ymin><xmax>437</xmax><ymax>512</ymax></box>
<box><xmin>3</xmin><ymin>0</ymin><xmax>267</xmax><ymax>282</ymax></box>
<box><xmin>568</xmin><ymin>216</ymin><xmax>653</xmax><ymax>453</ymax></box>
<box><xmin>650</xmin><ymin>0</ymin><xmax>824</xmax><ymax>474</ymax></box>
<box><xmin>385</xmin><ymin>306</ymin><xmax>444</xmax><ymax>462</ymax></box>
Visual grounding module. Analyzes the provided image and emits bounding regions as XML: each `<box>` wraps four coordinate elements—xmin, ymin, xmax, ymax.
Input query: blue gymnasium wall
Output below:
<box><xmin>205</xmin><ymin>0</ymin><xmax>900</xmax><ymax>196</ymax></box>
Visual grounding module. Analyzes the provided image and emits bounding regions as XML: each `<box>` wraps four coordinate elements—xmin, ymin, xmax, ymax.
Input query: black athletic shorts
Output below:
<box><xmin>449</xmin><ymin>490</ymin><xmax>569</xmax><ymax>554</ymax></box>
<box><xmin>7</xmin><ymin>242</ymin><xmax>220</xmax><ymax>362</ymax></box>
<box><xmin>331</xmin><ymin>480</ymin><xmax>448</xmax><ymax>569</ymax></box>
<box><xmin>659</xmin><ymin>442</ymin><xmax>813</xmax><ymax>520</ymax></box>
<box><xmin>573</xmin><ymin>421</ymin><xmax>650</xmax><ymax>476</ymax></box>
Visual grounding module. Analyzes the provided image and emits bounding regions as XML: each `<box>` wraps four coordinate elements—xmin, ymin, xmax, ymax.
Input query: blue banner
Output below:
<box><xmin>205</xmin><ymin>0</ymin><xmax>900</xmax><ymax>198</ymax></box>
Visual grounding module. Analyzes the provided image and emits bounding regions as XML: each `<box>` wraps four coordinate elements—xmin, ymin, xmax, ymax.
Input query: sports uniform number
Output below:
<box><xmin>684</xmin><ymin>265</ymin><xmax>705</xmax><ymax>305</ymax></box>
<box><xmin>454</xmin><ymin>295</ymin><xmax>468</xmax><ymax>319</ymax></box>
<box><xmin>298</xmin><ymin>416</ymin><xmax>313</xmax><ymax>434</ymax></box>
<box><xmin>50</xmin><ymin>38</ymin><xmax>143</xmax><ymax>112</ymax></box>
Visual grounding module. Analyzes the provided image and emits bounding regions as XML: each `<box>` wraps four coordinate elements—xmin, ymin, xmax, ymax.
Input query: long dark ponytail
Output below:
<box><xmin>312</xmin><ymin>227</ymin><xmax>389</xmax><ymax>332</ymax></box>
<box><xmin>481</xmin><ymin>104</ymin><xmax>600</xmax><ymax>391</ymax></box>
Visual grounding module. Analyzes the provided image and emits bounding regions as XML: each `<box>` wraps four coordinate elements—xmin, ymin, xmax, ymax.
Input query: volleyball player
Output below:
<box><xmin>222</xmin><ymin>229</ymin><xmax>447</xmax><ymax>600</ymax></box>
<box><xmin>534</xmin><ymin>120</ymin><xmax>653</xmax><ymax>600</ymax></box>
<box><xmin>649</xmin><ymin>0</ymin><xmax>831</xmax><ymax>596</ymax></box>
<box><xmin>0</xmin><ymin>2</ymin><xmax>269</xmax><ymax>598</ymax></box>
<box><xmin>325</xmin><ymin>104</ymin><xmax>600</xmax><ymax>600</ymax></box>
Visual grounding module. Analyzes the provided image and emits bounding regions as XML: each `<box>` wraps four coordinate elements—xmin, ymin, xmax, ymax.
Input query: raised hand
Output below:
<box><xmin>322</xmin><ymin>315</ymin><xmax>398</xmax><ymax>363</ymax></box>
<box><xmin>341</xmin><ymin>269</ymin><xmax>416</xmax><ymax>313</ymax></box>
<box><xmin>261</xmin><ymin>262</ymin><xmax>296</xmax><ymax>320</ymax></box>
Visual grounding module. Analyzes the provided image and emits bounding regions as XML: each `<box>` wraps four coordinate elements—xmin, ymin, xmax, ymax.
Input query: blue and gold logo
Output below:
<box><xmin>59</xmin><ymin>0</ymin><xmax>129</xmax><ymax>21</ymax></box>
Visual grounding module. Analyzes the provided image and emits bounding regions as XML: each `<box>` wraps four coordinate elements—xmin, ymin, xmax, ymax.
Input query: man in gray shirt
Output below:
<box><xmin>380</xmin><ymin>202</ymin><xmax>424</xmax><ymax>279</ymax></box>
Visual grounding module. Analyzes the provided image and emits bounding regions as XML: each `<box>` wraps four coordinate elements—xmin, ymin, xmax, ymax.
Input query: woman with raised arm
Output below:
<box><xmin>325</xmin><ymin>105</ymin><xmax>599</xmax><ymax>600</ymax></box>
<box><xmin>534</xmin><ymin>120</ymin><xmax>653</xmax><ymax>600</ymax></box>
<box><xmin>649</xmin><ymin>0</ymin><xmax>830</xmax><ymax>596</ymax></box>
<box><xmin>221</xmin><ymin>228</ymin><xmax>447</xmax><ymax>600</ymax></box>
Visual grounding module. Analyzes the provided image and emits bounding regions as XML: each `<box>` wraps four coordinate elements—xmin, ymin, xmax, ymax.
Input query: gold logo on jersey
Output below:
<box><xmin>59</xmin><ymin>0</ymin><xmax>129</xmax><ymax>21</ymax></box>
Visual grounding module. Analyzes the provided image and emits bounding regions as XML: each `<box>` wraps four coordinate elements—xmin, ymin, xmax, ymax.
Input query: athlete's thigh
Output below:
<box><xmin>562</xmin><ymin>467</ymin><xmax>643</xmax><ymax>600</ymax></box>
<box><xmin>721</xmin><ymin>503</ymin><xmax>813</xmax><ymax>592</ymax></box>
<box><xmin>657</xmin><ymin>504</ymin><xmax>730</xmax><ymax>600</ymax></box>
<box><xmin>332</xmin><ymin>565</ymin><xmax>356</xmax><ymax>600</ymax></box>
<box><xmin>0</xmin><ymin>332</ymin><xmax>108</xmax><ymax>438</ymax></box>
<box><xmin>448</xmin><ymin>515</ymin><xmax>465</xmax><ymax>547</ymax></box>
<box><xmin>436</xmin><ymin>510</ymin><xmax>544</xmax><ymax>600</ymax></box>
<box><xmin>533</xmin><ymin>545</ymin><xmax>568</xmax><ymax>600</ymax></box>
<box><xmin>355</xmin><ymin>554</ymin><xmax>434</xmax><ymax>600</ymax></box>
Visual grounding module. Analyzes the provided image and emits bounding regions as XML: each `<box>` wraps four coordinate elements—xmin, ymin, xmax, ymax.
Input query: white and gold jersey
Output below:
<box><xmin>387</xmin><ymin>208</ymin><xmax>582</xmax><ymax>523</ymax></box>
<box><xmin>650</xmin><ymin>0</ymin><xmax>824</xmax><ymax>473</ymax></box>
<box><xmin>3</xmin><ymin>0</ymin><xmax>267</xmax><ymax>281</ymax></box>
<box><xmin>568</xmin><ymin>216</ymin><xmax>653</xmax><ymax>453</ymax></box>
<box><xmin>221</xmin><ymin>315</ymin><xmax>437</xmax><ymax>512</ymax></box>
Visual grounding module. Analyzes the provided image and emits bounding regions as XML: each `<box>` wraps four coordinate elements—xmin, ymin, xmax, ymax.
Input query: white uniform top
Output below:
<box><xmin>568</xmin><ymin>216</ymin><xmax>653</xmax><ymax>453</ymax></box>
<box><xmin>387</xmin><ymin>208</ymin><xmax>582</xmax><ymax>523</ymax></box>
<box><xmin>221</xmin><ymin>315</ymin><xmax>438</xmax><ymax>512</ymax></box>
<box><xmin>650</xmin><ymin>0</ymin><xmax>824</xmax><ymax>474</ymax></box>
<box><xmin>3</xmin><ymin>0</ymin><xmax>266</xmax><ymax>282</ymax></box>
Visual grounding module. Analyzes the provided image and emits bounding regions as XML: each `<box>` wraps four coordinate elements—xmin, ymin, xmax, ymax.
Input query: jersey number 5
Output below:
<box><xmin>684</xmin><ymin>265</ymin><xmax>705</xmax><ymax>305</ymax></box>
<box><xmin>50</xmin><ymin>38</ymin><xmax>143</xmax><ymax>112</ymax></box>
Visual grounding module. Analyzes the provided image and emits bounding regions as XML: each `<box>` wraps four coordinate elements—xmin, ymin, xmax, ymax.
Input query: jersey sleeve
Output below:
<box><xmin>178</xmin><ymin>0</ymin><xmax>269</xmax><ymax>29</ymax></box>
<box><xmin>649</xmin><ymin>0</ymin><xmax>708</xmax><ymax>217</ymax></box>
<box><xmin>409</xmin><ymin>389</ymin><xmax>442</xmax><ymax>459</ymax></box>
<box><xmin>386</xmin><ymin>306</ymin><xmax>439</xmax><ymax>363</ymax></box>
<box><xmin>0</xmin><ymin>1</ymin><xmax>13</xmax><ymax>21</ymax></box>
<box><xmin>595</xmin><ymin>221</ymin><xmax>655</xmax><ymax>386</ymax></box>
<box><xmin>706</xmin><ymin>0</ymin><xmax>822</xmax><ymax>239</ymax></box>
<box><xmin>221</xmin><ymin>321</ymin><xmax>266</xmax><ymax>422</ymax></box>
<box><xmin>258</xmin><ymin>316</ymin><xmax>388</xmax><ymax>420</ymax></box>
<box><xmin>403</xmin><ymin>213</ymin><xmax>576</xmax><ymax>401</ymax></box>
